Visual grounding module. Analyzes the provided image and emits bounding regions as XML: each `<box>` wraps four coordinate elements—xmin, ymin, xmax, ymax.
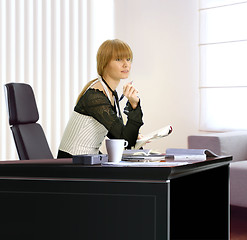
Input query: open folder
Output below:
<box><xmin>165</xmin><ymin>148</ymin><xmax>218</xmax><ymax>161</ymax></box>
<box><xmin>134</xmin><ymin>125</ymin><xmax>173</xmax><ymax>149</ymax></box>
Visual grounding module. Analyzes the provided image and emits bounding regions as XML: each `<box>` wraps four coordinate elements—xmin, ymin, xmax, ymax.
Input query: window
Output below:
<box><xmin>199</xmin><ymin>0</ymin><xmax>247</xmax><ymax>131</ymax></box>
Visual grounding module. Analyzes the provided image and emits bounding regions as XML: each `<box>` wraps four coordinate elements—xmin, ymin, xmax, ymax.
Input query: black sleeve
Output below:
<box><xmin>74</xmin><ymin>89</ymin><xmax>144</xmax><ymax>148</ymax></box>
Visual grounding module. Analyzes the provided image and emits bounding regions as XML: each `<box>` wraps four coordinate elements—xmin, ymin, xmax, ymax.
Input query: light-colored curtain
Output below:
<box><xmin>0</xmin><ymin>0</ymin><xmax>114</xmax><ymax>160</ymax></box>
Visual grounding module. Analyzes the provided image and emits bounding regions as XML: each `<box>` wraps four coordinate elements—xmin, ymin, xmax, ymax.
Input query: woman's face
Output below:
<box><xmin>103</xmin><ymin>57</ymin><xmax>132</xmax><ymax>81</ymax></box>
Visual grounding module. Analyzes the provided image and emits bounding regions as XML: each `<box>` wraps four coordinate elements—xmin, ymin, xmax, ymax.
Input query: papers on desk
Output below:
<box><xmin>122</xmin><ymin>149</ymin><xmax>166</xmax><ymax>162</ymax></box>
<box><xmin>101</xmin><ymin>161</ymin><xmax>189</xmax><ymax>167</ymax></box>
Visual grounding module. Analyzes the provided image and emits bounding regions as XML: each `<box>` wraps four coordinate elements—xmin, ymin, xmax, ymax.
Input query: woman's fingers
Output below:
<box><xmin>123</xmin><ymin>83</ymin><xmax>138</xmax><ymax>97</ymax></box>
<box><xmin>123</xmin><ymin>82</ymin><xmax>139</xmax><ymax>109</ymax></box>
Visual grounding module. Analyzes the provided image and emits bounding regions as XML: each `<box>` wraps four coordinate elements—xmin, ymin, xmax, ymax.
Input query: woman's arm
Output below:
<box><xmin>107</xmin><ymin>101</ymin><xmax>143</xmax><ymax>147</ymax></box>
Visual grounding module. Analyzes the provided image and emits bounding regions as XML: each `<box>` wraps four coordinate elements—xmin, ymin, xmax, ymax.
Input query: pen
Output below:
<box><xmin>119</xmin><ymin>93</ymin><xmax>125</xmax><ymax>101</ymax></box>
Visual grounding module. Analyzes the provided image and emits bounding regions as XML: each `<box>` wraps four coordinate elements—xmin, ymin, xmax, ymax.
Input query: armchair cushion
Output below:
<box><xmin>188</xmin><ymin>131</ymin><xmax>247</xmax><ymax>208</ymax></box>
<box><xmin>230</xmin><ymin>161</ymin><xmax>247</xmax><ymax>208</ymax></box>
<box><xmin>188</xmin><ymin>131</ymin><xmax>247</xmax><ymax>162</ymax></box>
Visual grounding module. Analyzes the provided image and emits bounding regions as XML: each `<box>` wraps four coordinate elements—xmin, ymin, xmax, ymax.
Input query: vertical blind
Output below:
<box><xmin>0</xmin><ymin>0</ymin><xmax>114</xmax><ymax>160</ymax></box>
<box><xmin>199</xmin><ymin>0</ymin><xmax>247</xmax><ymax>131</ymax></box>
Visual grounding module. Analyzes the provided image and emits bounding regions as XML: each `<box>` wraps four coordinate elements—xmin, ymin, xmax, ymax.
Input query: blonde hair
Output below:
<box><xmin>76</xmin><ymin>39</ymin><xmax>133</xmax><ymax>103</ymax></box>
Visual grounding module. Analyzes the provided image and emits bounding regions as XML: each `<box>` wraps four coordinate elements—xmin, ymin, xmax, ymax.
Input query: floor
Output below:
<box><xmin>230</xmin><ymin>205</ymin><xmax>247</xmax><ymax>240</ymax></box>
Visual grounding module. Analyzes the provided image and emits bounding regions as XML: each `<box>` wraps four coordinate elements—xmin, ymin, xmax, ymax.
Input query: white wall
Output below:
<box><xmin>114</xmin><ymin>0</ymin><xmax>200</xmax><ymax>152</ymax></box>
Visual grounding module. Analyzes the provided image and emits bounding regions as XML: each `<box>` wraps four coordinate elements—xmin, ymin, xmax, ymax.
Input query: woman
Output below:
<box><xmin>57</xmin><ymin>39</ymin><xmax>143</xmax><ymax>158</ymax></box>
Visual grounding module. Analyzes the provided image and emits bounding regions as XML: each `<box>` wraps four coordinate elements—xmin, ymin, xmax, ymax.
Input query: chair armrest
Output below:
<box><xmin>188</xmin><ymin>131</ymin><xmax>247</xmax><ymax>161</ymax></box>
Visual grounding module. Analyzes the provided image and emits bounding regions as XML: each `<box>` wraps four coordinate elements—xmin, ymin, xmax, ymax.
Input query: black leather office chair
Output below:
<box><xmin>4</xmin><ymin>83</ymin><xmax>54</xmax><ymax>160</ymax></box>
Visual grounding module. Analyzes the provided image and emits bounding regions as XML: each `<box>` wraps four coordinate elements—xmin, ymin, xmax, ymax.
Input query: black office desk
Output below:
<box><xmin>0</xmin><ymin>156</ymin><xmax>231</xmax><ymax>240</ymax></box>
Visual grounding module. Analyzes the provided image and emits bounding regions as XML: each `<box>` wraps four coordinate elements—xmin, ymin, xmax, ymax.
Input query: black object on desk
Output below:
<box><xmin>73</xmin><ymin>154</ymin><xmax>108</xmax><ymax>165</ymax></box>
<box><xmin>0</xmin><ymin>156</ymin><xmax>232</xmax><ymax>240</ymax></box>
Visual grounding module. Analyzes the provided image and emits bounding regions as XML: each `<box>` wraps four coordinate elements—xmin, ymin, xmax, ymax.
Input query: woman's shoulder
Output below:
<box><xmin>75</xmin><ymin>88</ymin><xmax>110</xmax><ymax>113</ymax></box>
<box><xmin>80</xmin><ymin>88</ymin><xmax>109</xmax><ymax>103</ymax></box>
<box><xmin>90</xmin><ymin>81</ymin><xmax>105</xmax><ymax>92</ymax></box>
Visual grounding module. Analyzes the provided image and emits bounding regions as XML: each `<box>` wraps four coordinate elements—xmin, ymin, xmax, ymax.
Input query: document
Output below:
<box><xmin>134</xmin><ymin>125</ymin><xmax>173</xmax><ymax>149</ymax></box>
<box><xmin>165</xmin><ymin>148</ymin><xmax>218</xmax><ymax>161</ymax></box>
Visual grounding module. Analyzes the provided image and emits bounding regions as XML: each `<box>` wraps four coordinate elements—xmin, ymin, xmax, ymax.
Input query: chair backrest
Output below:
<box><xmin>4</xmin><ymin>83</ymin><xmax>54</xmax><ymax>160</ymax></box>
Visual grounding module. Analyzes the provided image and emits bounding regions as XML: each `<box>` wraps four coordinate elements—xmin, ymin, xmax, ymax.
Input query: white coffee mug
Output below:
<box><xmin>105</xmin><ymin>139</ymin><xmax>128</xmax><ymax>162</ymax></box>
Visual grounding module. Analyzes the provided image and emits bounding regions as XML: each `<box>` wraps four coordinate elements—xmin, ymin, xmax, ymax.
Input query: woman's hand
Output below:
<box><xmin>138</xmin><ymin>134</ymin><xmax>151</xmax><ymax>143</ymax></box>
<box><xmin>123</xmin><ymin>82</ymin><xmax>139</xmax><ymax>109</ymax></box>
<box><xmin>137</xmin><ymin>134</ymin><xmax>144</xmax><ymax>140</ymax></box>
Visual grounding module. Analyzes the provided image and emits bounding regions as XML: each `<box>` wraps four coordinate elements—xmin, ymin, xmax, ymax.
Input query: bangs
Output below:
<box><xmin>112</xmin><ymin>41</ymin><xmax>133</xmax><ymax>60</ymax></box>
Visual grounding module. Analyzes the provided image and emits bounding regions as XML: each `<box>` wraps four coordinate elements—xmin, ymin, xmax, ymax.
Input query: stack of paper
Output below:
<box><xmin>122</xmin><ymin>149</ymin><xmax>165</xmax><ymax>162</ymax></box>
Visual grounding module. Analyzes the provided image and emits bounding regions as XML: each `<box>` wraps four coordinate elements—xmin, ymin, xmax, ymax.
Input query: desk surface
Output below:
<box><xmin>0</xmin><ymin>156</ymin><xmax>232</xmax><ymax>181</ymax></box>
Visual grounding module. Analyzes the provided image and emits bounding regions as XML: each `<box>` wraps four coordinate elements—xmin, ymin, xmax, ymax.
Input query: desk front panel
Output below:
<box><xmin>0</xmin><ymin>178</ymin><xmax>169</xmax><ymax>240</ymax></box>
